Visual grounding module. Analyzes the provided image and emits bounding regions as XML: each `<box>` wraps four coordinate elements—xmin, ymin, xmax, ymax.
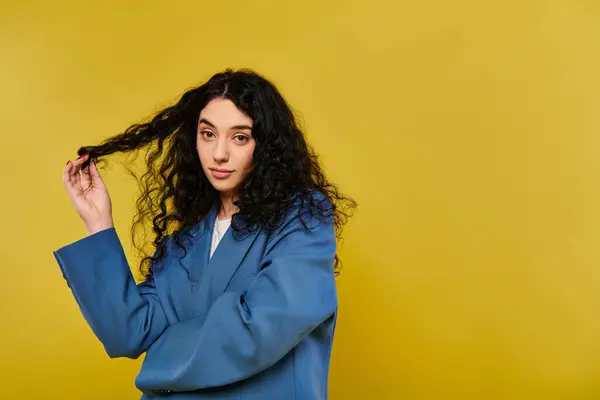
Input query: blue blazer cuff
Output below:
<box><xmin>53</xmin><ymin>227</ymin><xmax>120</xmax><ymax>285</ymax></box>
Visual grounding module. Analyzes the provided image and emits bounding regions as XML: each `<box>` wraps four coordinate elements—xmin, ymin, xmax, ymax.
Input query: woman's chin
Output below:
<box><xmin>209</xmin><ymin>179</ymin><xmax>239</xmax><ymax>194</ymax></box>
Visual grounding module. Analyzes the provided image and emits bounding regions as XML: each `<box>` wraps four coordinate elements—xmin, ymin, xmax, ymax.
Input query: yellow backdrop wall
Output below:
<box><xmin>2</xmin><ymin>1</ymin><xmax>600</xmax><ymax>398</ymax></box>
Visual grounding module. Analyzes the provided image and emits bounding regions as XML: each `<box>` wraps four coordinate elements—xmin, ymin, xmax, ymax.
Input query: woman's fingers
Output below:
<box><xmin>63</xmin><ymin>154</ymin><xmax>90</xmax><ymax>195</ymax></box>
<box><xmin>71</xmin><ymin>154</ymin><xmax>88</xmax><ymax>172</ymax></box>
<box><xmin>88</xmin><ymin>161</ymin><xmax>106</xmax><ymax>189</ymax></box>
<box><xmin>64</xmin><ymin>160</ymin><xmax>78</xmax><ymax>188</ymax></box>
<box><xmin>63</xmin><ymin>161</ymin><xmax>74</xmax><ymax>187</ymax></box>
<box><xmin>63</xmin><ymin>161</ymin><xmax>83</xmax><ymax>204</ymax></box>
<box><xmin>81</xmin><ymin>164</ymin><xmax>92</xmax><ymax>191</ymax></box>
<box><xmin>71</xmin><ymin>154</ymin><xmax>89</xmax><ymax>187</ymax></box>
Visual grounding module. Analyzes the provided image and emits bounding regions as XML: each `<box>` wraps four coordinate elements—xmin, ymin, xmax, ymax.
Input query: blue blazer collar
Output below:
<box><xmin>171</xmin><ymin>204</ymin><xmax>261</xmax><ymax>316</ymax></box>
<box><xmin>205</xmin><ymin>216</ymin><xmax>261</xmax><ymax>303</ymax></box>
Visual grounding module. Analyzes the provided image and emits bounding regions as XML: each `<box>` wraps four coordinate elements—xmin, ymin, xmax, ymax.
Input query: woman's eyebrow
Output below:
<box><xmin>198</xmin><ymin>118</ymin><xmax>216</xmax><ymax>128</ymax></box>
<box><xmin>198</xmin><ymin>119</ymin><xmax>252</xmax><ymax>131</ymax></box>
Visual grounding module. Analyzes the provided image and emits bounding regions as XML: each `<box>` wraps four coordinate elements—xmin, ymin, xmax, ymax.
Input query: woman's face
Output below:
<box><xmin>196</xmin><ymin>98</ymin><xmax>255</xmax><ymax>197</ymax></box>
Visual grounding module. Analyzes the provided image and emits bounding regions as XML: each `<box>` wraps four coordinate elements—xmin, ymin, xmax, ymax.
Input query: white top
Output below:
<box><xmin>210</xmin><ymin>217</ymin><xmax>231</xmax><ymax>258</ymax></box>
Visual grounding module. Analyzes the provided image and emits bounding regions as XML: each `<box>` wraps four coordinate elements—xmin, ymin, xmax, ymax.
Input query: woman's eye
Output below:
<box><xmin>201</xmin><ymin>131</ymin><xmax>215</xmax><ymax>138</ymax></box>
<box><xmin>233</xmin><ymin>135</ymin><xmax>249</xmax><ymax>143</ymax></box>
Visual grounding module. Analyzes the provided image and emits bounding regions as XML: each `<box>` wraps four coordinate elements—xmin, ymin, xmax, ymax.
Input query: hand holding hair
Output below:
<box><xmin>63</xmin><ymin>153</ymin><xmax>114</xmax><ymax>236</ymax></box>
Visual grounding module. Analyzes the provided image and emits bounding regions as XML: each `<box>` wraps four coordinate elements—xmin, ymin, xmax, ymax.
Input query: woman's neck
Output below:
<box><xmin>217</xmin><ymin>192</ymin><xmax>238</xmax><ymax>220</ymax></box>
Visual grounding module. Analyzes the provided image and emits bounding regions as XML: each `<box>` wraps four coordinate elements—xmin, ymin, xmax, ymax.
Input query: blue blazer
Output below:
<box><xmin>53</xmin><ymin>199</ymin><xmax>338</xmax><ymax>399</ymax></box>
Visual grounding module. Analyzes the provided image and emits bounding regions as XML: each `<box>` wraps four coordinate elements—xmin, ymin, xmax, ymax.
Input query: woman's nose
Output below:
<box><xmin>213</xmin><ymin>139</ymin><xmax>229</xmax><ymax>162</ymax></box>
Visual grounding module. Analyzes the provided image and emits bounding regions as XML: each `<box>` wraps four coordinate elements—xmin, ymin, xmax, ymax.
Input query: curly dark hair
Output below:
<box><xmin>78</xmin><ymin>69</ymin><xmax>356</xmax><ymax>279</ymax></box>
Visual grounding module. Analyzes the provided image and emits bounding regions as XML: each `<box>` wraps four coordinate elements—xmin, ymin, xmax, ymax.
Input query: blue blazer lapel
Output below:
<box><xmin>190</xmin><ymin>206</ymin><xmax>217</xmax><ymax>280</ymax></box>
<box><xmin>165</xmin><ymin>207</ymin><xmax>262</xmax><ymax>320</ymax></box>
<box><xmin>204</xmin><ymin>220</ymin><xmax>261</xmax><ymax>304</ymax></box>
<box><xmin>160</xmin><ymin>206</ymin><xmax>216</xmax><ymax>321</ymax></box>
<box><xmin>176</xmin><ymin>205</ymin><xmax>217</xmax><ymax>281</ymax></box>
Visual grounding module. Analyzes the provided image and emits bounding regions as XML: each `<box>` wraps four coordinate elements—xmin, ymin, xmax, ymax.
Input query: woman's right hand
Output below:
<box><xmin>63</xmin><ymin>154</ymin><xmax>114</xmax><ymax>236</ymax></box>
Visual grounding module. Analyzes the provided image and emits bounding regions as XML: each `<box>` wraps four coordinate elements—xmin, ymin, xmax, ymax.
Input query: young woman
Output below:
<box><xmin>54</xmin><ymin>69</ymin><xmax>355</xmax><ymax>399</ymax></box>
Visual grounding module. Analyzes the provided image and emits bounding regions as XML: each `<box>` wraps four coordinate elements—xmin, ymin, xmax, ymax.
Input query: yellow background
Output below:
<box><xmin>2</xmin><ymin>0</ymin><xmax>600</xmax><ymax>398</ymax></box>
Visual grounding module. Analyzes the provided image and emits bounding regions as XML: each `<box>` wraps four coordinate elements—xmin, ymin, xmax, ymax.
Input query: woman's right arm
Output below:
<box><xmin>55</xmin><ymin>155</ymin><xmax>169</xmax><ymax>358</ymax></box>
<box><xmin>54</xmin><ymin>227</ymin><xmax>169</xmax><ymax>359</ymax></box>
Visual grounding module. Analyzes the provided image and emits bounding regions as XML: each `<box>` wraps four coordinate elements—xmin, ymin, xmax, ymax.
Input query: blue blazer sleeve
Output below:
<box><xmin>53</xmin><ymin>228</ymin><xmax>169</xmax><ymax>359</ymax></box>
<box><xmin>136</xmin><ymin>207</ymin><xmax>338</xmax><ymax>392</ymax></box>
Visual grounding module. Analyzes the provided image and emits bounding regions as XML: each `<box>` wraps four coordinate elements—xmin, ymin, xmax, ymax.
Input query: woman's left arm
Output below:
<box><xmin>137</xmin><ymin>207</ymin><xmax>338</xmax><ymax>392</ymax></box>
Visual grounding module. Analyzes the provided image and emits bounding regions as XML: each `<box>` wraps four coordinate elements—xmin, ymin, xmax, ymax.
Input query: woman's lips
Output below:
<box><xmin>209</xmin><ymin>168</ymin><xmax>234</xmax><ymax>179</ymax></box>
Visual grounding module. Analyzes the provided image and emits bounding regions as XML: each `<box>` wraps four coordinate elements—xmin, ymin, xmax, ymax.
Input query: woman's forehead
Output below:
<box><xmin>199</xmin><ymin>98</ymin><xmax>253</xmax><ymax>129</ymax></box>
